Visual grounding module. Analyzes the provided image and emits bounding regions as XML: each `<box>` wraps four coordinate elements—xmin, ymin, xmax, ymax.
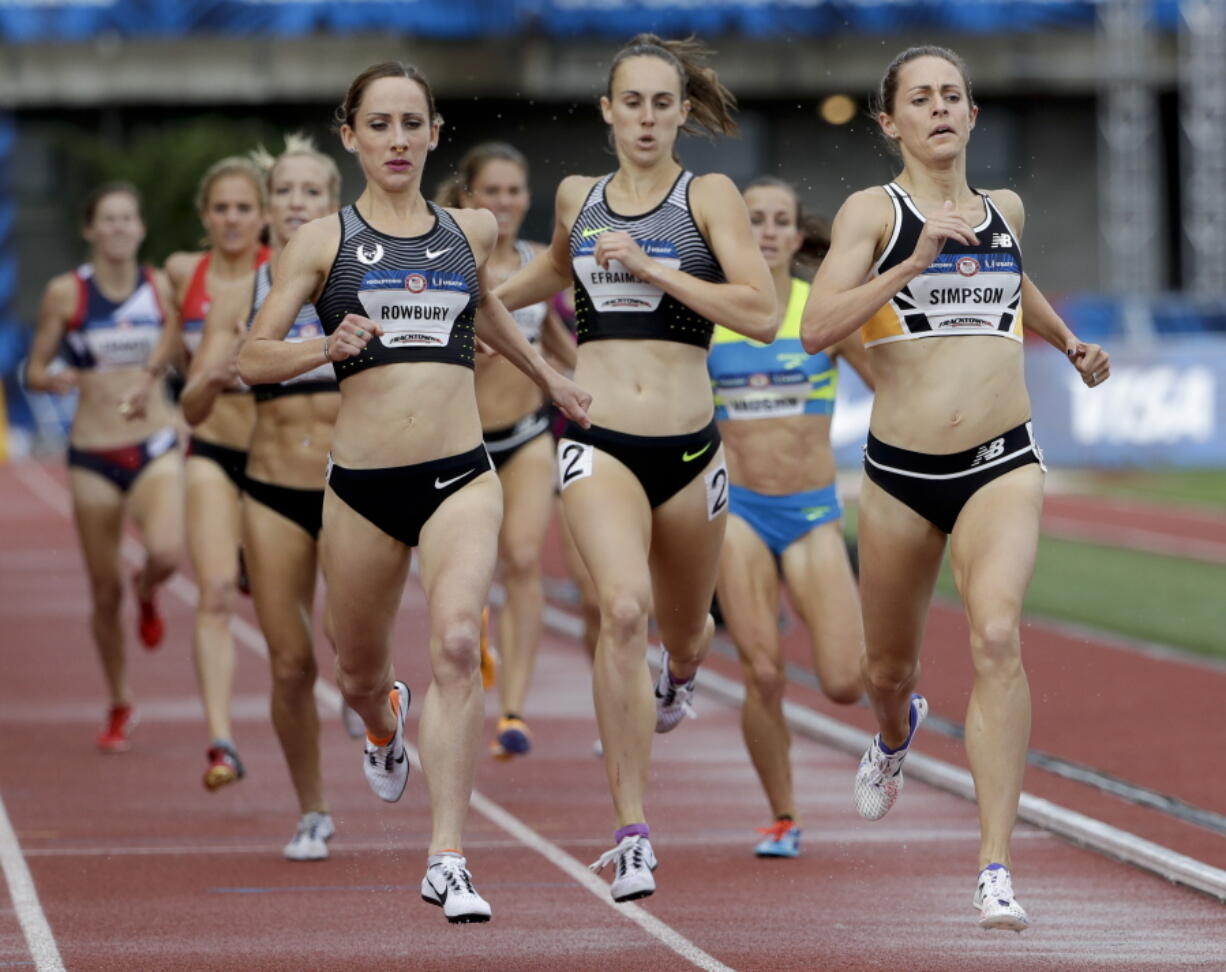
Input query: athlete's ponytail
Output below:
<box><xmin>607</xmin><ymin>34</ymin><xmax>738</xmax><ymax>139</ymax></box>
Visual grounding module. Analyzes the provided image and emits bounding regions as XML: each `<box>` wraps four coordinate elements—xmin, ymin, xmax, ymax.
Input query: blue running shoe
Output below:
<box><xmin>753</xmin><ymin>821</ymin><xmax>801</xmax><ymax>858</ymax></box>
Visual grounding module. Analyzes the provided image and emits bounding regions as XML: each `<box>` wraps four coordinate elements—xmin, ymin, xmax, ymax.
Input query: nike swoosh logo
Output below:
<box><xmin>581</xmin><ymin>226</ymin><xmax>610</xmax><ymax>238</ymax></box>
<box><xmin>425</xmin><ymin>247</ymin><xmax>451</xmax><ymax>260</ymax></box>
<box><xmin>681</xmin><ymin>443</ymin><xmax>712</xmax><ymax>463</ymax></box>
<box><xmin>435</xmin><ymin>468</ymin><xmax>476</xmax><ymax>490</ymax></box>
<box><xmin>393</xmin><ymin>751</ymin><xmax>406</xmax><ymax>764</ymax></box>
<box><xmin>803</xmin><ymin>506</ymin><xmax>831</xmax><ymax>521</ymax></box>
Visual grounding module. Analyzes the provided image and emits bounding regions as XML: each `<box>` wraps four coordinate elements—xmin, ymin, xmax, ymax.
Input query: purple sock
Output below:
<box><xmin>878</xmin><ymin>696</ymin><xmax>921</xmax><ymax>755</ymax></box>
<box><xmin>615</xmin><ymin>823</ymin><xmax>650</xmax><ymax>843</ymax></box>
<box><xmin>982</xmin><ymin>862</ymin><xmax>1007</xmax><ymax>873</ymax></box>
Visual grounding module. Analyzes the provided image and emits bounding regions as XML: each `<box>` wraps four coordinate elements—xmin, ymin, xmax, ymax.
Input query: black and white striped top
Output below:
<box><xmin>316</xmin><ymin>203</ymin><xmax>479</xmax><ymax>381</ymax></box>
<box><xmin>248</xmin><ymin>262</ymin><xmax>335</xmax><ymax>401</ymax></box>
<box><xmin>569</xmin><ymin>170</ymin><xmax>723</xmax><ymax>349</ymax></box>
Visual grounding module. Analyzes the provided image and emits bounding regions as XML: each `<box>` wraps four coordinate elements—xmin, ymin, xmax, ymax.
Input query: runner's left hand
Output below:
<box><xmin>1067</xmin><ymin>340</ymin><xmax>1111</xmax><ymax>388</ymax></box>
<box><xmin>546</xmin><ymin>372</ymin><xmax>592</xmax><ymax>429</ymax></box>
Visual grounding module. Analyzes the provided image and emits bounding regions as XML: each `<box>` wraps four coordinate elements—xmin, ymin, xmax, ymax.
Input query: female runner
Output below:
<box><xmin>167</xmin><ymin>157</ymin><xmax>268</xmax><ymax>790</ymax></box>
<box><xmin>26</xmin><ymin>182</ymin><xmax>183</xmax><ymax>751</ymax></box>
<box><xmin>203</xmin><ymin>135</ymin><xmax>343</xmax><ymax>859</ymax></box>
<box><xmin>801</xmin><ymin>46</ymin><xmax>1110</xmax><ymax>930</ymax></box>
<box><xmin>708</xmin><ymin>176</ymin><xmax>869</xmax><ymax>858</ymax></box>
<box><xmin>440</xmin><ymin>142</ymin><xmax>576</xmax><ymax>759</ymax></box>
<box><xmin>237</xmin><ymin>61</ymin><xmax>590</xmax><ymax>923</ymax></box>
<box><xmin>496</xmin><ymin>35</ymin><xmax>775</xmax><ymax>901</ymax></box>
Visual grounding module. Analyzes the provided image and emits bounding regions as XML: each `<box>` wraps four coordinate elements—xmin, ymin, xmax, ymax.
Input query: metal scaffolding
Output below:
<box><xmin>1097</xmin><ymin>0</ymin><xmax>1163</xmax><ymax>296</ymax></box>
<box><xmin>1180</xmin><ymin>0</ymin><xmax>1226</xmax><ymax>298</ymax></box>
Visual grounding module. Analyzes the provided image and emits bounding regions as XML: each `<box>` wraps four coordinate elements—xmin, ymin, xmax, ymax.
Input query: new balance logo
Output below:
<box><xmin>990</xmin><ymin>233</ymin><xmax>1012</xmax><ymax>249</ymax></box>
<box><xmin>972</xmin><ymin>437</ymin><xmax>1006</xmax><ymax>466</ymax></box>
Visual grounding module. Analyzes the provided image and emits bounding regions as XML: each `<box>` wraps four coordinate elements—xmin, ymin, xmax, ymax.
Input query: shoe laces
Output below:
<box><xmin>755</xmin><ymin>820</ymin><xmax>794</xmax><ymax>841</ymax></box>
<box><xmin>589</xmin><ymin>835</ymin><xmax>646</xmax><ymax>876</ymax></box>
<box><xmin>433</xmin><ymin>858</ymin><xmax>476</xmax><ymax>896</ymax></box>
<box><xmin>979</xmin><ymin>866</ymin><xmax>1014</xmax><ymax>905</ymax></box>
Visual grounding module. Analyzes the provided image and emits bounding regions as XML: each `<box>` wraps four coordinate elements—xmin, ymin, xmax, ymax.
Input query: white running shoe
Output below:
<box><xmin>653</xmin><ymin>648</ymin><xmax>696</xmax><ymax>733</ymax></box>
<box><xmin>973</xmin><ymin>864</ymin><xmax>1030</xmax><ymax>931</ymax></box>
<box><xmin>283</xmin><ymin>811</ymin><xmax>335</xmax><ymax>862</ymax></box>
<box><xmin>340</xmin><ymin>701</ymin><xmax>365</xmax><ymax>740</ymax></box>
<box><xmin>420</xmin><ymin>855</ymin><xmax>492</xmax><ymax>924</ymax></box>
<box><xmin>590</xmin><ymin>835</ymin><xmax>658</xmax><ymax>902</ymax></box>
<box><xmin>854</xmin><ymin>694</ymin><xmax>928</xmax><ymax>821</ymax></box>
<box><xmin>363</xmin><ymin>681</ymin><xmax>410</xmax><ymax>803</ymax></box>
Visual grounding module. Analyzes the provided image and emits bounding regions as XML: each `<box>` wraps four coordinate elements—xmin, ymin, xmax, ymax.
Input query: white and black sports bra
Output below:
<box><xmin>862</xmin><ymin>182</ymin><xmax>1024</xmax><ymax>348</ymax></box>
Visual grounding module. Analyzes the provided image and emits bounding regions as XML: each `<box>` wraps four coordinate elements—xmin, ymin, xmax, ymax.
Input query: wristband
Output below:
<box><xmin>322</xmin><ymin>337</ymin><xmax>331</xmax><ymax>362</ymax></box>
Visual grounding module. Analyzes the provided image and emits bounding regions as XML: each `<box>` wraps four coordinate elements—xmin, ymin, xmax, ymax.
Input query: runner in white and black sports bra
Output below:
<box><xmin>860</xmin><ymin>179</ymin><xmax>1040</xmax><ymax>533</ymax></box>
<box><xmin>800</xmin><ymin>46</ymin><xmax>1112</xmax><ymax>933</ymax></box>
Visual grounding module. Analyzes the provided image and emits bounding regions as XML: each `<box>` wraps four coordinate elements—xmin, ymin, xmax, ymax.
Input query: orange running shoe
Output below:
<box><xmin>97</xmin><ymin>704</ymin><xmax>138</xmax><ymax>753</ymax></box>
<box><xmin>204</xmin><ymin>741</ymin><xmax>245</xmax><ymax>791</ymax></box>
<box><xmin>132</xmin><ymin>570</ymin><xmax>164</xmax><ymax>650</ymax></box>
<box><xmin>489</xmin><ymin>716</ymin><xmax>531</xmax><ymax>760</ymax></box>
<box><xmin>479</xmin><ymin>607</ymin><xmax>496</xmax><ymax>690</ymax></box>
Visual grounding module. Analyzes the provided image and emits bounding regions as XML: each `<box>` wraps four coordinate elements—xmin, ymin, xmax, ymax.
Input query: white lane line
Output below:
<box><xmin>10</xmin><ymin>460</ymin><xmax>734</xmax><ymax>972</ymax></box>
<box><xmin>0</xmin><ymin>791</ymin><xmax>66</xmax><ymax>972</ymax></box>
<box><xmin>527</xmin><ymin>572</ymin><xmax>1226</xmax><ymax>903</ymax></box>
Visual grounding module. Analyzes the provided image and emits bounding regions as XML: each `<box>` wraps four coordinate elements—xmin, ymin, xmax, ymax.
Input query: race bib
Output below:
<box><xmin>704</xmin><ymin>460</ymin><xmax>729</xmax><ymax>520</ymax></box>
<box><xmin>557</xmin><ymin>438</ymin><xmax>594</xmax><ymax>491</ymax></box>
<box><xmin>358</xmin><ymin>269</ymin><xmax>470</xmax><ymax>348</ymax></box>
<box><xmin>912</xmin><ymin>252</ymin><xmax>1020</xmax><ymax>332</ymax></box>
<box><xmin>572</xmin><ymin>238</ymin><xmax>680</xmax><ymax>313</ymax></box>
<box><xmin>715</xmin><ymin>371</ymin><xmax>808</xmax><ymax>420</ymax></box>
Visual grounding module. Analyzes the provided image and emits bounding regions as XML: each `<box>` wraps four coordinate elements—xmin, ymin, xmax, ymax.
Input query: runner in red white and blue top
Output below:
<box><xmin>25</xmin><ymin>182</ymin><xmax>184</xmax><ymax>754</ymax></box>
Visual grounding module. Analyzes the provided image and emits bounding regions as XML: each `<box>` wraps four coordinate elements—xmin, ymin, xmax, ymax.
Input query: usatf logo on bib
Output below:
<box><xmin>572</xmin><ymin>238</ymin><xmax>680</xmax><ymax>313</ymax></box>
<box><xmin>358</xmin><ymin>269</ymin><xmax>470</xmax><ymax>348</ymax></box>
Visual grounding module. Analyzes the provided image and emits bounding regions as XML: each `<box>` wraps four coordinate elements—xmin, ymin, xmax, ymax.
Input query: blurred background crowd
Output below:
<box><xmin>0</xmin><ymin>0</ymin><xmax>1222</xmax><ymax>471</ymax></box>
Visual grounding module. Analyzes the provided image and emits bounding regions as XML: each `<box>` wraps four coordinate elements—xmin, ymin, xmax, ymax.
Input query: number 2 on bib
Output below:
<box><xmin>557</xmin><ymin>439</ymin><xmax>594</xmax><ymax>491</ymax></box>
<box><xmin>705</xmin><ymin>462</ymin><xmax>729</xmax><ymax>520</ymax></box>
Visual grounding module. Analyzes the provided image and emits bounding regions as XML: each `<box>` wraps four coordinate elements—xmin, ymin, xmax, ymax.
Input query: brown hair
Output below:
<box><xmin>82</xmin><ymin>181</ymin><xmax>142</xmax><ymax>226</ymax></box>
<box><xmin>334</xmin><ymin>61</ymin><xmax>441</xmax><ymax>131</ymax></box>
<box><xmin>871</xmin><ymin>46</ymin><xmax>975</xmax><ymax>118</ymax></box>
<box><xmin>606</xmin><ymin>34</ymin><xmax>738</xmax><ymax>139</ymax></box>
<box><xmin>744</xmin><ymin>176</ymin><xmax>831</xmax><ymax>273</ymax></box>
<box><xmin>250</xmin><ymin>132</ymin><xmax>342</xmax><ymax>204</ymax></box>
<box><xmin>193</xmin><ymin>156</ymin><xmax>267</xmax><ymax>215</ymax></box>
<box><xmin>435</xmin><ymin>141</ymin><xmax>528</xmax><ymax>209</ymax></box>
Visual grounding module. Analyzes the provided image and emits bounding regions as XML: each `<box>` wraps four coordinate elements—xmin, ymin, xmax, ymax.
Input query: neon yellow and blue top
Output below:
<box><xmin>708</xmin><ymin>278</ymin><xmax>836</xmax><ymax>421</ymax></box>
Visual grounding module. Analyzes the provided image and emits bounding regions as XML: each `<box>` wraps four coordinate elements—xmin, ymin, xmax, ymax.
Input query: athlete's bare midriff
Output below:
<box><xmin>330</xmin><ymin>361</ymin><xmax>483</xmax><ymax>468</ymax></box>
<box><xmin>475</xmin><ymin>353</ymin><xmax>544</xmax><ymax>431</ymax></box>
<box><xmin>720</xmin><ymin>414</ymin><xmax>836</xmax><ymax>495</ymax></box>
<box><xmin>867</xmin><ymin>334</ymin><xmax>1031</xmax><ymax>452</ymax></box>
<box><xmin>247</xmin><ymin>392</ymin><xmax>340</xmax><ymax>489</ymax></box>
<box><xmin>70</xmin><ymin>367</ymin><xmax>176</xmax><ymax>450</ymax></box>
<box><xmin>191</xmin><ymin>392</ymin><xmax>256</xmax><ymax>451</ymax></box>
<box><xmin>573</xmin><ymin>339</ymin><xmax>713</xmax><ymax>434</ymax></box>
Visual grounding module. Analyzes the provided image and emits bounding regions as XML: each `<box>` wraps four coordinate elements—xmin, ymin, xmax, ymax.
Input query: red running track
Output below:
<box><xmin>1041</xmin><ymin>492</ymin><xmax>1226</xmax><ymax>564</ymax></box>
<box><xmin>2</xmin><ymin>459</ymin><xmax>1225</xmax><ymax>971</ymax></box>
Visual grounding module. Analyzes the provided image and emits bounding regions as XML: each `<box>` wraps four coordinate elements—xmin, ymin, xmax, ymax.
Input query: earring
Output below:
<box><xmin>346</xmin><ymin>146</ymin><xmax>357</xmax><ymax>154</ymax></box>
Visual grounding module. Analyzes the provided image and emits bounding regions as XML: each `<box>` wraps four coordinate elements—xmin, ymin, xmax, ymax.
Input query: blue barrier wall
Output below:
<box><xmin>0</xmin><ymin>0</ymin><xmax>1183</xmax><ymax>42</ymax></box>
<box><xmin>831</xmin><ymin>337</ymin><xmax>1226</xmax><ymax>469</ymax></box>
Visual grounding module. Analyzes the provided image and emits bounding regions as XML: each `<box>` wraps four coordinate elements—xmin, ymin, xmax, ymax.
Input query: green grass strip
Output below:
<box><xmin>1075</xmin><ymin>469</ymin><xmax>1226</xmax><ymax>511</ymax></box>
<box><xmin>841</xmin><ymin>506</ymin><xmax>1226</xmax><ymax>659</ymax></box>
